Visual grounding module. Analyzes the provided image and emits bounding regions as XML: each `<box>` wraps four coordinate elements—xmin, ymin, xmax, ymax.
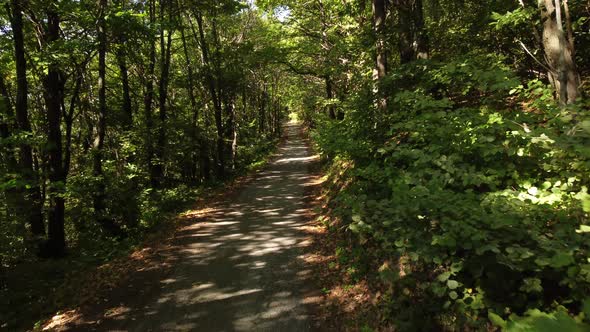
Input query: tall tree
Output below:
<box><xmin>145</xmin><ymin>0</ymin><xmax>157</xmax><ymax>187</ymax></box>
<box><xmin>397</xmin><ymin>0</ymin><xmax>429</xmax><ymax>63</ymax></box>
<box><xmin>43</xmin><ymin>5</ymin><xmax>66</xmax><ymax>256</ymax></box>
<box><xmin>179</xmin><ymin>13</ymin><xmax>201</xmax><ymax>182</ymax></box>
<box><xmin>187</xmin><ymin>12</ymin><xmax>212</xmax><ymax>181</ymax></box>
<box><xmin>113</xmin><ymin>0</ymin><xmax>132</xmax><ymax>129</ymax></box>
<box><xmin>373</xmin><ymin>0</ymin><xmax>388</xmax><ymax>78</ymax></box>
<box><xmin>93</xmin><ymin>0</ymin><xmax>120</xmax><ymax>234</ymax></box>
<box><xmin>153</xmin><ymin>0</ymin><xmax>174</xmax><ymax>186</ymax></box>
<box><xmin>114</xmin><ymin>10</ymin><xmax>133</xmax><ymax>129</ymax></box>
<box><xmin>8</xmin><ymin>0</ymin><xmax>45</xmax><ymax>237</ymax></box>
<box><xmin>196</xmin><ymin>11</ymin><xmax>225</xmax><ymax>179</ymax></box>
<box><xmin>539</xmin><ymin>0</ymin><xmax>580</xmax><ymax>104</ymax></box>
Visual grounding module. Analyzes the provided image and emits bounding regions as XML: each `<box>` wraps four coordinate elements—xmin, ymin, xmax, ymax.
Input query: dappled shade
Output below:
<box><xmin>57</xmin><ymin>123</ymin><xmax>322</xmax><ymax>331</ymax></box>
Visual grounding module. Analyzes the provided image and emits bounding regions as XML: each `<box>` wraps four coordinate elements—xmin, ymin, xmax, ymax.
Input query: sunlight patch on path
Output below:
<box><xmin>63</xmin><ymin>123</ymin><xmax>319</xmax><ymax>332</ymax></box>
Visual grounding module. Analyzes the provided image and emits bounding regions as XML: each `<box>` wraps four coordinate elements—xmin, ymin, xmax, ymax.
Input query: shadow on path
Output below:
<box><xmin>63</xmin><ymin>123</ymin><xmax>321</xmax><ymax>331</ymax></box>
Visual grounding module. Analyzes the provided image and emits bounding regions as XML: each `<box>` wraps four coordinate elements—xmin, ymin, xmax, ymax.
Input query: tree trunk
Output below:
<box><xmin>373</xmin><ymin>0</ymin><xmax>388</xmax><ymax>77</ymax></box>
<box><xmin>10</xmin><ymin>0</ymin><xmax>45</xmax><ymax>237</ymax></box>
<box><xmin>200</xmin><ymin>106</ymin><xmax>211</xmax><ymax>182</ymax></box>
<box><xmin>0</xmin><ymin>75</ymin><xmax>13</xmax><ymax>142</ymax></box>
<box><xmin>259</xmin><ymin>87</ymin><xmax>267</xmax><ymax>133</ymax></box>
<box><xmin>117</xmin><ymin>51</ymin><xmax>133</xmax><ymax>129</ymax></box>
<box><xmin>153</xmin><ymin>0</ymin><xmax>174</xmax><ymax>187</ymax></box>
<box><xmin>398</xmin><ymin>0</ymin><xmax>429</xmax><ymax>63</ymax></box>
<box><xmin>214</xmin><ymin>101</ymin><xmax>225</xmax><ymax>180</ymax></box>
<box><xmin>540</xmin><ymin>0</ymin><xmax>580</xmax><ymax>104</ymax></box>
<box><xmin>43</xmin><ymin>8</ymin><xmax>66</xmax><ymax>257</ymax></box>
<box><xmin>145</xmin><ymin>0</ymin><xmax>156</xmax><ymax>187</ymax></box>
<box><xmin>325</xmin><ymin>76</ymin><xmax>336</xmax><ymax>119</ymax></box>
<box><xmin>372</xmin><ymin>0</ymin><xmax>388</xmax><ymax>110</ymax></box>
<box><xmin>94</xmin><ymin>0</ymin><xmax>121</xmax><ymax>235</ymax></box>
<box><xmin>64</xmin><ymin>71</ymin><xmax>83</xmax><ymax>178</ymax></box>
<box><xmin>223</xmin><ymin>96</ymin><xmax>236</xmax><ymax>170</ymax></box>
<box><xmin>196</xmin><ymin>12</ymin><xmax>224</xmax><ymax>179</ymax></box>
<box><xmin>115</xmin><ymin>0</ymin><xmax>132</xmax><ymax>128</ymax></box>
<box><xmin>0</xmin><ymin>70</ymin><xmax>21</xmax><ymax>236</ymax></box>
<box><xmin>187</xmin><ymin>13</ymin><xmax>211</xmax><ymax>181</ymax></box>
<box><xmin>0</xmin><ymin>75</ymin><xmax>13</xmax><ymax>141</ymax></box>
<box><xmin>179</xmin><ymin>16</ymin><xmax>200</xmax><ymax>182</ymax></box>
<box><xmin>414</xmin><ymin>0</ymin><xmax>429</xmax><ymax>60</ymax></box>
<box><xmin>398</xmin><ymin>1</ymin><xmax>413</xmax><ymax>63</ymax></box>
<box><xmin>211</xmin><ymin>19</ymin><xmax>225</xmax><ymax>179</ymax></box>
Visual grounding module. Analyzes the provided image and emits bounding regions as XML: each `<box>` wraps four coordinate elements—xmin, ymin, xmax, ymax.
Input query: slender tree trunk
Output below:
<box><xmin>0</xmin><ymin>75</ymin><xmax>13</xmax><ymax>140</ymax></box>
<box><xmin>179</xmin><ymin>21</ymin><xmax>198</xmax><ymax>119</ymax></box>
<box><xmin>259</xmin><ymin>87</ymin><xmax>267</xmax><ymax>133</ymax></box>
<box><xmin>145</xmin><ymin>0</ymin><xmax>156</xmax><ymax>186</ymax></box>
<box><xmin>10</xmin><ymin>0</ymin><xmax>45</xmax><ymax>237</ymax></box>
<box><xmin>211</xmin><ymin>18</ymin><xmax>225</xmax><ymax>179</ymax></box>
<box><xmin>153</xmin><ymin>0</ymin><xmax>174</xmax><ymax>187</ymax></box>
<box><xmin>0</xmin><ymin>75</ymin><xmax>13</xmax><ymax>141</ymax></box>
<box><xmin>325</xmin><ymin>76</ymin><xmax>336</xmax><ymax>119</ymax></box>
<box><xmin>232</xmin><ymin>124</ymin><xmax>238</xmax><ymax>169</ymax></box>
<box><xmin>399</xmin><ymin>0</ymin><xmax>429</xmax><ymax>63</ymax></box>
<box><xmin>223</xmin><ymin>95</ymin><xmax>237</xmax><ymax>170</ymax></box>
<box><xmin>0</xmin><ymin>71</ymin><xmax>20</xmax><ymax>233</ymax></box>
<box><xmin>373</xmin><ymin>0</ymin><xmax>388</xmax><ymax>77</ymax></box>
<box><xmin>186</xmin><ymin>13</ymin><xmax>211</xmax><ymax>181</ymax></box>
<box><xmin>414</xmin><ymin>0</ymin><xmax>429</xmax><ymax>60</ymax></box>
<box><xmin>398</xmin><ymin>1</ymin><xmax>413</xmax><ymax>63</ymax></box>
<box><xmin>540</xmin><ymin>0</ymin><xmax>580</xmax><ymax>104</ymax></box>
<box><xmin>196</xmin><ymin>12</ymin><xmax>224</xmax><ymax>179</ymax></box>
<box><xmin>214</xmin><ymin>103</ymin><xmax>225</xmax><ymax>179</ymax></box>
<box><xmin>43</xmin><ymin>8</ymin><xmax>66</xmax><ymax>256</ymax></box>
<box><xmin>64</xmin><ymin>72</ymin><xmax>83</xmax><ymax>178</ymax></box>
<box><xmin>179</xmin><ymin>18</ymin><xmax>200</xmax><ymax>182</ymax></box>
<box><xmin>94</xmin><ymin>0</ymin><xmax>121</xmax><ymax>235</ymax></box>
<box><xmin>115</xmin><ymin>0</ymin><xmax>132</xmax><ymax>128</ymax></box>
<box><xmin>200</xmin><ymin>105</ymin><xmax>212</xmax><ymax>182</ymax></box>
<box><xmin>372</xmin><ymin>0</ymin><xmax>388</xmax><ymax>110</ymax></box>
<box><xmin>117</xmin><ymin>51</ymin><xmax>132</xmax><ymax>129</ymax></box>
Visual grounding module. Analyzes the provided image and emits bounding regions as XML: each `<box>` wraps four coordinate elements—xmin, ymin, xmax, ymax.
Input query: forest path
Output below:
<box><xmin>62</xmin><ymin>122</ymin><xmax>320</xmax><ymax>331</ymax></box>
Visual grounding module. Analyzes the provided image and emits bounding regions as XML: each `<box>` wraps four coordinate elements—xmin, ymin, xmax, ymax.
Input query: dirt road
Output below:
<box><xmin>61</xmin><ymin>123</ymin><xmax>320</xmax><ymax>331</ymax></box>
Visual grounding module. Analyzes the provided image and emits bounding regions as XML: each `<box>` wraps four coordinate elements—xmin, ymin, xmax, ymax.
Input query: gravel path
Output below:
<box><xmin>66</xmin><ymin>123</ymin><xmax>319</xmax><ymax>331</ymax></box>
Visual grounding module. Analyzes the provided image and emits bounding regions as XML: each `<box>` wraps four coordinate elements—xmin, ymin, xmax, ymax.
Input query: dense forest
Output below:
<box><xmin>0</xmin><ymin>0</ymin><xmax>589</xmax><ymax>330</ymax></box>
<box><xmin>0</xmin><ymin>0</ymin><xmax>287</xmax><ymax>259</ymax></box>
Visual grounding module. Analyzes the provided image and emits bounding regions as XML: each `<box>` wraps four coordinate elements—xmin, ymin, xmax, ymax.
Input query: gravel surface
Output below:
<box><xmin>65</xmin><ymin>123</ymin><xmax>319</xmax><ymax>332</ymax></box>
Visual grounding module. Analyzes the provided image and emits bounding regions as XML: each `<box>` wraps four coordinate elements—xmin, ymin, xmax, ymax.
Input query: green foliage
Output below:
<box><xmin>314</xmin><ymin>56</ymin><xmax>590</xmax><ymax>329</ymax></box>
<box><xmin>490</xmin><ymin>307</ymin><xmax>590</xmax><ymax>332</ymax></box>
<box><xmin>491</xmin><ymin>8</ymin><xmax>535</xmax><ymax>30</ymax></box>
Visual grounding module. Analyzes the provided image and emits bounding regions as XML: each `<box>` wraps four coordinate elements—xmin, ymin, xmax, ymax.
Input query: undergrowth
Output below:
<box><xmin>0</xmin><ymin>136</ymin><xmax>279</xmax><ymax>331</ymax></box>
<box><xmin>312</xmin><ymin>54</ymin><xmax>590</xmax><ymax>331</ymax></box>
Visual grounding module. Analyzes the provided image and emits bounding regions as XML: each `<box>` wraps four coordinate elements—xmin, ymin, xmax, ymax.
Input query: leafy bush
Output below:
<box><xmin>314</xmin><ymin>55</ymin><xmax>590</xmax><ymax>330</ymax></box>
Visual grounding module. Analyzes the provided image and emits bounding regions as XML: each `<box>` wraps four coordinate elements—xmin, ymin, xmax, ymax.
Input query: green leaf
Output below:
<box><xmin>438</xmin><ymin>271</ymin><xmax>451</xmax><ymax>282</ymax></box>
<box><xmin>583</xmin><ymin>299</ymin><xmax>590</xmax><ymax>318</ymax></box>
<box><xmin>520</xmin><ymin>278</ymin><xmax>543</xmax><ymax>293</ymax></box>
<box><xmin>489</xmin><ymin>311</ymin><xmax>507</xmax><ymax>328</ymax></box>
<box><xmin>447</xmin><ymin>280</ymin><xmax>459</xmax><ymax>290</ymax></box>
<box><xmin>550</xmin><ymin>252</ymin><xmax>575</xmax><ymax>268</ymax></box>
<box><xmin>535</xmin><ymin>257</ymin><xmax>550</xmax><ymax>267</ymax></box>
<box><xmin>505</xmin><ymin>309</ymin><xmax>589</xmax><ymax>332</ymax></box>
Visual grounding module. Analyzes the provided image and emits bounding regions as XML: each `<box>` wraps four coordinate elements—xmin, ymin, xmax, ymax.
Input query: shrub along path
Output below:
<box><xmin>46</xmin><ymin>123</ymin><xmax>322</xmax><ymax>331</ymax></box>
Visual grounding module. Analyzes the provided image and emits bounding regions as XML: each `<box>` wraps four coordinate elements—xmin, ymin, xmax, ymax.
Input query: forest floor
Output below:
<box><xmin>36</xmin><ymin>122</ymin><xmax>343</xmax><ymax>331</ymax></box>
